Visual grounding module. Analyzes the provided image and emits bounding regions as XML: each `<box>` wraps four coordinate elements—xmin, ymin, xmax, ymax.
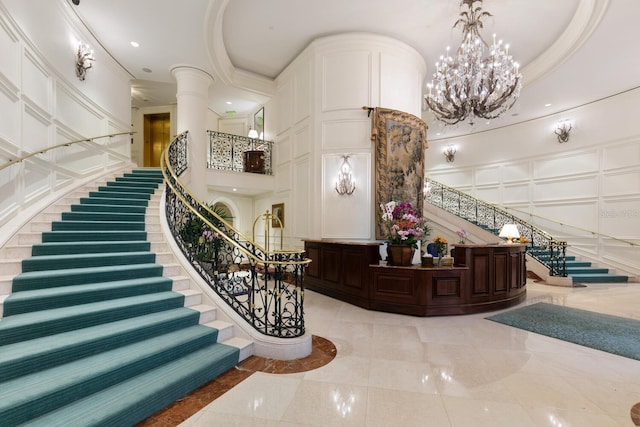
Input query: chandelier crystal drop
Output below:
<box><xmin>425</xmin><ymin>0</ymin><xmax>522</xmax><ymax>125</ymax></box>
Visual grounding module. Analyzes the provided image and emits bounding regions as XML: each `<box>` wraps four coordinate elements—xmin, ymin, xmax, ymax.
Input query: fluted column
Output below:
<box><xmin>170</xmin><ymin>65</ymin><xmax>213</xmax><ymax>200</ymax></box>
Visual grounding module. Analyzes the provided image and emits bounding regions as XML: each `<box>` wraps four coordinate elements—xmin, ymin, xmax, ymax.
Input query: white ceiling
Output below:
<box><xmin>69</xmin><ymin>0</ymin><xmax>640</xmax><ymax>140</ymax></box>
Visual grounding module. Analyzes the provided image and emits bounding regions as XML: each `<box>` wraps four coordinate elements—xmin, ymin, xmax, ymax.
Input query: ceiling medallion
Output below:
<box><xmin>425</xmin><ymin>0</ymin><xmax>522</xmax><ymax>125</ymax></box>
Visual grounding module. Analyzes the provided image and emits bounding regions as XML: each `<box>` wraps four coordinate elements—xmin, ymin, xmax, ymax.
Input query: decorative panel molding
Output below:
<box><xmin>602</xmin><ymin>139</ymin><xmax>640</xmax><ymax>171</ymax></box>
<box><xmin>276</xmin><ymin>79</ymin><xmax>293</xmax><ymax>136</ymax></box>
<box><xmin>0</xmin><ymin>14</ymin><xmax>20</xmax><ymax>88</ymax></box>
<box><xmin>602</xmin><ymin>170</ymin><xmax>640</xmax><ymax>197</ymax></box>
<box><xmin>293</xmin><ymin>63</ymin><xmax>310</xmax><ymax>125</ymax></box>
<box><xmin>275</xmin><ymin>161</ymin><xmax>291</xmax><ymax>193</ymax></box>
<box><xmin>474</xmin><ymin>186</ymin><xmax>501</xmax><ymax>204</ymax></box>
<box><xmin>533</xmin><ymin>150</ymin><xmax>599</xmax><ymax>180</ymax></box>
<box><xmin>599</xmin><ymin>197</ymin><xmax>640</xmax><ymax>237</ymax></box>
<box><xmin>22</xmin><ymin>49</ymin><xmax>51</xmax><ymax>114</ymax></box>
<box><xmin>321</xmin><ymin>51</ymin><xmax>371</xmax><ymax>112</ymax></box>
<box><xmin>292</xmin><ymin>156</ymin><xmax>311</xmax><ymax>237</ymax></box>
<box><xmin>532</xmin><ymin>176</ymin><xmax>598</xmax><ymax>202</ymax></box>
<box><xmin>502</xmin><ymin>162</ymin><xmax>530</xmax><ymax>183</ymax></box>
<box><xmin>0</xmin><ymin>85</ymin><xmax>19</xmax><ymax>143</ymax></box>
<box><xmin>55</xmin><ymin>84</ymin><xmax>104</xmax><ymax>136</ymax></box>
<box><xmin>475</xmin><ymin>165</ymin><xmax>501</xmax><ymax>186</ymax></box>
<box><xmin>503</xmin><ymin>183</ymin><xmax>530</xmax><ymax>205</ymax></box>
<box><xmin>534</xmin><ymin>201</ymin><xmax>598</xmax><ymax>232</ymax></box>
<box><xmin>322</xmin><ymin>119</ymin><xmax>371</xmax><ymax>150</ymax></box>
<box><xmin>430</xmin><ymin>170</ymin><xmax>474</xmax><ymax>188</ymax></box>
<box><xmin>379</xmin><ymin>52</ymin><xmax>422</xmax><ymax>113</ymax></box>
<box><xmin>22</xmin><ymin>104</ymin><xmax>50</xmax><ymax>152</ymax></box>
<box><xmin>276</xmin><ymin>134</ymin><xmax>292</xmax><ymax>165</ymax></box>
<box><xmin>293</xmin><ymin>124</ymin><xmax>310</xmax><ymax>159</ymax></box>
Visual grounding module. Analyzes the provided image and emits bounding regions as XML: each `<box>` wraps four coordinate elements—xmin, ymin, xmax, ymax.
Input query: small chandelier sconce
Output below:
<box><xmin>443</xmin><ymin>145</ymin><xmax>457</xmax><ymax>163</ymax></box>
<box><xmin>554</xmin><ymin>120</ymin><xmax>572</xmax><ymax>143</ymax></box>
<box><xmin>75</xmin><ymin>42</ymin><xmax>95</xmax><ymax>81</ymax></box>
<box><xmin>335</xmin><ymin>155</ymin><xmax>356</xmax><ymax>196</ymax></box>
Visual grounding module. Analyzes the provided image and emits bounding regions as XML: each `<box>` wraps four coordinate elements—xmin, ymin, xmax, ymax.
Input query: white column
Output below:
<box><xmin>170</xmin><ymin>65</ymin><xmax>213</xmax><ymax>200</ymax></box>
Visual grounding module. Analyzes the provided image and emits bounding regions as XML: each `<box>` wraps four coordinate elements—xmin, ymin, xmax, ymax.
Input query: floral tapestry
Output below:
<box><xmin>371</xmin><ymin>107</ymin><xmax>428</xmax><ymax>239</ymax></box>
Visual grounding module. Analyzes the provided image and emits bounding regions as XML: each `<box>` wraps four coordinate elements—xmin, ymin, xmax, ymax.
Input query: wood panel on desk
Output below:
<box><xmin>304</xmin><ymin>240</ymin><xmax>380</xmax><ymax>309</ymax></box>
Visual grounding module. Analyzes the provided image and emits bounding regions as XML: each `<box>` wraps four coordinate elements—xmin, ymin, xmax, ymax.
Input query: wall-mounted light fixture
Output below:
<box><xmin>335</xmin><ymin>155</ymin><xmax>356</xmax><ymax>196</ymax></box>
<box><xmin>554</xmin><ymin>120</ymin><xmax>572</xmax><ymax>143</ymax></box>
<box><xmin>247</xmin><ymin>127</ymin><xmax>258</xmax><ymax>139</ymax></box>
<box><xmin>75</xmin><ymin>42</ymin><xmax>95</xmax><ymax>81</ymax></box>
<box><xmin>444</xmin><ymin>145</ymin><xmax>456</xmax><ymax>163</ymax></box>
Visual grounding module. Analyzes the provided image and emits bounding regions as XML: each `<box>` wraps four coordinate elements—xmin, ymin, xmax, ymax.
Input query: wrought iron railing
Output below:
<box><xmin>207</xmin><ymin>130</ymin><xmax>274</xmax><ymax>175</ymax></box>
<box><xmin>426</xmin><ymin>178</ymin><xmax>567</xmax><ymax>277</ymax></box>
<box><xmin>162</xmin><ymin>132</ymin><xmax>309</xmax><ymax>337</ymax></box>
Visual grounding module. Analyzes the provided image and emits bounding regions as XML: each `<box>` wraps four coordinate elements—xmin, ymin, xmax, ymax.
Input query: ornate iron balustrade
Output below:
<box><xmin>426</xmin><ymin>178</ymin><xmax>567</xmax><ymax>277</ymax></box>
<box><xmin>163</xmin><ymin>132</ymin><xmax>309</xmax><ymax>337</ymax></box>
<box><xmin>207</xmin><ymin>130</ymin><xmax>273</xmax><ymax>175</ymax></box>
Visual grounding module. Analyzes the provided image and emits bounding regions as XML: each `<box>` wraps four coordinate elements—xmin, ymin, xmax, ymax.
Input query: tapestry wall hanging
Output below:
<box><xmin>371</xmin><ymin>107</ymin><xmax>428</xmax><ymax>240</ymax></box>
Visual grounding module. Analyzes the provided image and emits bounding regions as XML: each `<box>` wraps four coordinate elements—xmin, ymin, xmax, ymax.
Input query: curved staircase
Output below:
<box><xmin>0</xmin><ymin>169</ymin><xmax>250</xmax><ymax>426</ymax></box>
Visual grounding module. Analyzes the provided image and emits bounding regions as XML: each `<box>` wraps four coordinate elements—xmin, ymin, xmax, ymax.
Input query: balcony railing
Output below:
<box><xmin>426</xmin><ymin>178</ymin><xmax>567</xmax><ymax>277</ymax></box>
<box><xmin>207</xmin><ymin>130</ymin><xmax>273</xmax><ymax>175</ymax></box>
<box><xmin>162</xmin><ymin>131</ymin><xmax>309</xmax><ymax>338</ymax></box>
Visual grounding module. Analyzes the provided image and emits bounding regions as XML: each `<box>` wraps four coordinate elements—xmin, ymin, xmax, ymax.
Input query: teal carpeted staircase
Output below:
<box><xmin>528</xmin><ymin>248</ymin><xmax>628</xmax><ymax>283</ymax></box>
<box><xmin>0</xmin><ymin>169</ymin><xmax>241</xmax><ymax>426</ymax></box>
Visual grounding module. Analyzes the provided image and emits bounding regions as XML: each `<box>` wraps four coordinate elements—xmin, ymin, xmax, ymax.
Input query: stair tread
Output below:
<box><xmin>27</xmin><ymin>342</ymin><xmax>237</xmax><ymax>427</ymax></box>
<box><xmin>22</xmin><ymin>251</ymin><xmax>156</xmax><ymax>272</ymax></box>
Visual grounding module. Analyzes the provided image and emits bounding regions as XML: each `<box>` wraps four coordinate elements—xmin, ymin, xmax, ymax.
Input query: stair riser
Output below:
<box><xmin>41</xmin><ymin>231</ymin><xmax>148</xmax><ymax>243</ymax></box>
<box><xmin>21</xmin><ymin>253</ymin><xmax>156</xmax><ymax>273</ymax></box>
<box><xmin>98</xmin><ymin>186</ymin><xmax>156</xmax><ymax>195</ymax></box>
<box><xmin>0</xmin><ymin>293</ymin><xmax>184</xmax><ymax>345</ymax></box>
<box><xmin>62</xmin><ymin>212</ymin><xmax>146</xmax><ymax>222</ymax></box>
<box><xmin>0</xmin><ymin>309</ymin><xmax>200</xmax><ymax>383</ymax></box>
<box><xmin>106</xmin><ymin>182</ymin><xmax>160</xmax><ymax>190</ymax></box>
<box><xmin>31</xmin><ymin>242</ymin><xmax>151</xmax><ymax>256</ymax></box>
<box><xmin>71</xmin><ymin>204</ymin><xmax>147</xmax><ymax>214</ymax></box>
<box><xmin>80</xmin><ymin>197</ymin><xmax>150</xmax><ymax>207</ymax></box>
<box><xmin>51</xmin><ymin>222</ymin><xmax>146</xmax><ymax>232</ymax></box>
<box><xmin>12</xmin><ymin>264</ymin><xmax>164</xmax><ymax>291</ymax></box>
<box><xmin>4</xmin><ymin>278</ymin><xmax>173</xmax><ymax>316</ymax></box>
<box><xmin>88</xmin><ymin>191</ymin><xmax>151</xmax><ymax>201</ymax></box>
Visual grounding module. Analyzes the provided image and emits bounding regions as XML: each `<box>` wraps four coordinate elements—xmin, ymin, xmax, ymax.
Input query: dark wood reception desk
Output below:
<box><xmin>304</xmin><ymin>240</ymin><xmax>526</xmax><ymax>316</ymax></box>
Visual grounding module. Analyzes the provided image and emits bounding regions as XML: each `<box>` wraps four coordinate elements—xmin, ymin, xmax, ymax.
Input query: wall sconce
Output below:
<box><xmin>335</xmin><ymin>155</ymin><xmax>356</xmax><ymax>196</ymax></box>
<box><xmin>499</xmin><ymin>224</ymin><xmax>520</xmax><ymax>244</ymax></box>
<box><xmin>75</xmin><ymin>42</ymin><xmax>95</xmax><ymax>81</ymax></box>
<box><xmin>554</xmin><ymin>120</ymin><xmax>572</xmax><ymax>143</ymax></box>
<box><xmin>444</xmin><ymin>145</ymin><xmax>456</xmax><ymax>163</ymax></box>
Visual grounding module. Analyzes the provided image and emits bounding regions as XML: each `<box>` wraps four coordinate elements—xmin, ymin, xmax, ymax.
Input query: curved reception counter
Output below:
<box><xmin>303</xmin><ymin>240</ymin><xmax>527</xmax><ymax>316</ymax></box>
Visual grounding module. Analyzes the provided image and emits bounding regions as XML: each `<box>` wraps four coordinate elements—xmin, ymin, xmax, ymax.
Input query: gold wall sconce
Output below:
<box><xmin>335</xmin><ymin>155</ymin><xmax>356</xmax><ymax>196</ymax></box>
<box><xmin>444</xmin><ymin>145</ymin><xmax>457</xmax><ymax>163</ymax></box>
<box><xmin>76</xmin><ymin>42</ymin><xmax>95</xmax><ymax>81</ymax></box>
<box><xmin>554</xmin><ymin>120</ymin><xmax>572</xmax><ymax>143</ymax></box>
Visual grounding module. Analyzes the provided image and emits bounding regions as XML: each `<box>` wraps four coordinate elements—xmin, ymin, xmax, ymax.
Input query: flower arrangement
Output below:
<box><xmin>198</xmin><ymin>229</ymin><xmax>220</xmax><ymax>259</ymax></box>
<box><xmin>456</xmin><ymin>229</ymin><xmax>467</xmax><ymax>244</ymax></box>
<box><xmin>380</xmin><ymin>201</ymin><xmax>431</xmax><ymax>248</ymax></box>
<box><xmin>432</xmin><ymin>235</ymin><xmax>447</xmax><ymax>256</ymax></box>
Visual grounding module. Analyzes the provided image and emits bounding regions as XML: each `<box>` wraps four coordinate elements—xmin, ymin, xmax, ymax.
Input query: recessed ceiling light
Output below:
<box><xmin>545</xmin><ymin>103</ymin><xmax>552</xmax><ymax>107</ymax></box>
<box><xmin>130</xmin><ymin>41</ymin><xmax>139</xmax><ymax>48</ymax></box>
<box><xmin>226</xmin><ymin>101</ymin><xmax>232</xmax><ymax>105</ymax></box>
<box><xmin>232</xmin><ymin>188</ymin><xmax>237</xmax><ymax>192</ymax></box>
<box><xmin>142</xmin><ymin>67</ymin><xmax>152</xmax><ymax>73</ymax></box>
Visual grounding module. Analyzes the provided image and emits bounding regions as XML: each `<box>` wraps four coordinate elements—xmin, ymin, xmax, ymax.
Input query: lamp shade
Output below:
<box><xmin>499</xmin><ymin>224</ymin><xmax>520</xmax><ymax>243</ymax></box>
<box><xmin>248</xmin><ymin>129</ymin><xmax>258</xmax><ymax>138</ymax></box>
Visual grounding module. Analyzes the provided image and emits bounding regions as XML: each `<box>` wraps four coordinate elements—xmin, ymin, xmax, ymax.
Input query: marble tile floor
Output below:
<box><xmin>148</xmin><ymin>279</ymin><xmax>640</xmax><ymax>426</ymax></box>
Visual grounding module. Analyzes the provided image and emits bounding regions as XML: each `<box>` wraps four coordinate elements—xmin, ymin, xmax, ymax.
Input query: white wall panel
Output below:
<box><xmin>475</xmin><ymin>166</ymin><xmax>501</xmax><ymax>186</ymax></box>
<box><xmin>0</xmin><ymin>16</ymin><xmax>20</xmax><ymax>87</ymax></box>
<box><xmin>534</xmin><ymin>202</ymin><xmax>599</xmax><ymax>233</ymax></box>
<box><xmin>599</xmin><ymin>198</ymin><xmax>640</xmax><ymax>237</ymax></box>
<box><xmin>321</xmin><ymin>51</ymin><xmax>370</xmax><ymax>112</ymax></box>
<box><xmin>322</xmin><ymin>119</ymin><xmax>371</xmax><ymax>150</ymax></box>
<box><xmin>602</xmin><ymin>171</ymin><xmax>640</xmax><ymax>197</ymax></box>
<box><xmin>533</xmin><ymin>150</ymin><xmax>598</xmax><ymax>180</ymax></box>
<box><xmin>293</xmin><ymin>125</ymin><xmax>310</xmax><ymax>159</ymax></box>
<box><xmin>475</xmin><ymin>186</ymin><xmax>501</xmax><ymax>204</ymax></box>
<box><xmin>22</xmin><ymin>50</ymin><xmax>51</xmax><ymax>114</ymax></box>
<box><xmin>322</xmin><ymin>153</ymin><xmax>371</xmax><ymax>239</ymax></box>
<box><xmin>502</xmin><ymin>162</ymin><xmax>530</xmax><ymax>183</ymax></box>
<box><xmin>293</xmin><ymin>63</ymin><xmax>310</xmax><ymax>125</ymax></box>
<box><xmin>55</xmin><ymin>85</ymin><xmax>104</xmax><ymax>136</ymax></box>
<box><xmin>276</xmin><ymin>134</ymin><xmax>292</xmax><ymax>165</ymax></box>
<box><xmin>532</xmin><ymin>176</ymin><xmax>598</xmax><ymax>202</ymax></box>
<box><xmin>292</xmin><ymin>156</ymin><xmax>311</xmax><ymax>237</ymax></box>
<box><xmin>602</xmin><ymin>140</ymin><xmax>640</xmax><ymax>171</ymax></box>
<box><xmin>276</xmin><ymin>80</ymin><xmax>293</xmax><ymax>136</ymax></box>
<box><xmin>430</xmin><ymin>170</ymin><xmax>474</xmax><ymax>188</ymax></box>
<box><xmin>503</xmin><ymin>183</ymin><xmax>530</xmax><ymax>205</ymax></box>
<box><xmin>22</xmin><ymin>105</ymin><xmax>49</xmax><ymax>152</ymax></box>
<box><xmin>22</xmin><ymin>162</ymin><xmax>49</xmax><ymax>204</ymax></box>
<box><xmin>0</xmin><ymin>87</ymin><xmax>19</xmax><ymax>143</ymax></box>
<box><xmin>275</xmin><ymin>161</ymin><xmax>291</xmax><ymax>193</ymax></box>
<box><xmin>379</xmin><ymin>52</ymin><xmax>422</xmax><ymax>113</ymax></box>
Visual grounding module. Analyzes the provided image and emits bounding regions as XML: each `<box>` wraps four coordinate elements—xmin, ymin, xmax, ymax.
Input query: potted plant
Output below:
<box><xmin>380</xmin><ymin>201</ymin><xmax>431</xmax><ymax>266</ymax></box>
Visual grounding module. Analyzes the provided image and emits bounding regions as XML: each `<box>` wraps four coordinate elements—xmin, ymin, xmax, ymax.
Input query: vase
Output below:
<box><xmin>387</xmin><ymin>244</ymin><xmax>415</xmax><ymax>266</ymax></box>
<box><xmin>437</xmin><ymin>252</ymin><xmax>445</xmax><ymax>267</ymax></box>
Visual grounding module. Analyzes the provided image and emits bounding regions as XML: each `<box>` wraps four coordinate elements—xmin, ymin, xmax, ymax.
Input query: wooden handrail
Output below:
<box><xmin>0</xmin><ymin>132</ymin><xmax>135</xmax><ymax>173</ymax></box>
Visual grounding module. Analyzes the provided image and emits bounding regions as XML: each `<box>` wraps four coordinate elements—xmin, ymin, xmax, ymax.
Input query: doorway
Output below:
<box><xmin>143</xmin><ymin>113</ymin><xmax>170</xmax><ymax>167</ymax></box>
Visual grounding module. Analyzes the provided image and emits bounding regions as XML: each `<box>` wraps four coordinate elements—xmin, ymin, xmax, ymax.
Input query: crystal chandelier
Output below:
<box><xmin>425</xmin><ymin>0</ymin><xmax>522</xmax><ymax>125</ymax></box>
